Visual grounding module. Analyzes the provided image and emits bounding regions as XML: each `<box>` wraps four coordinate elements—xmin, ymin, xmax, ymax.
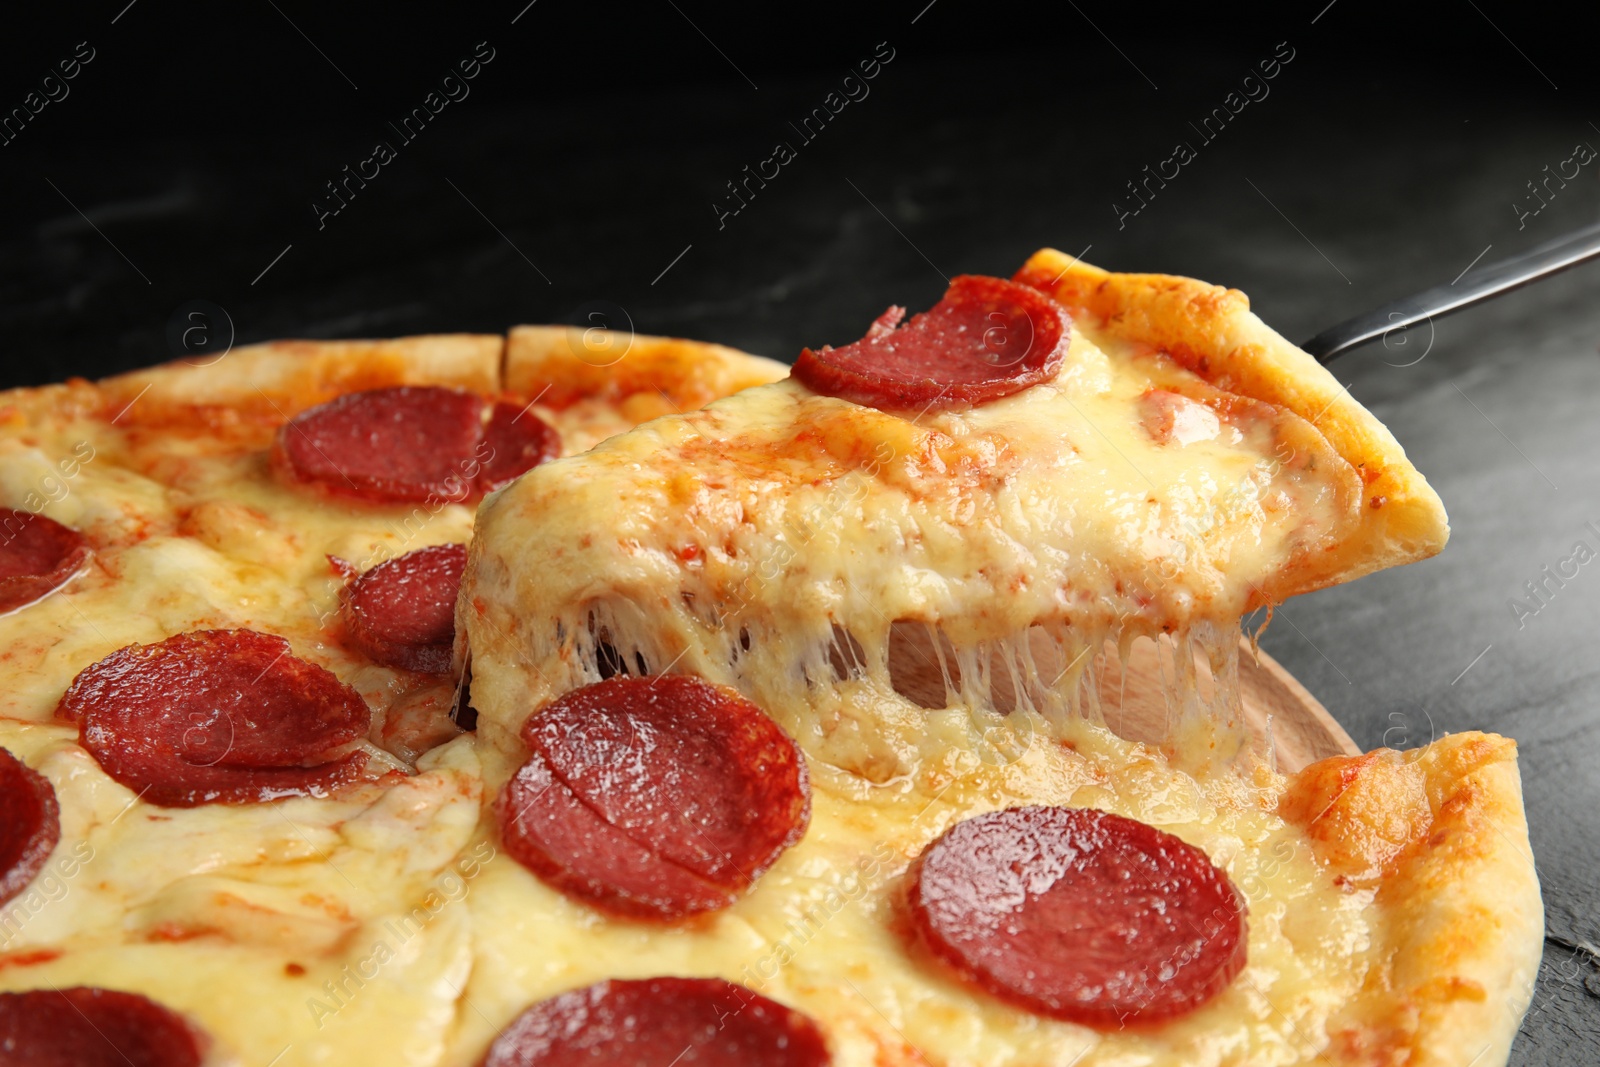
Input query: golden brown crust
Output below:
<box><xmin>1015</xmin><ymin>250</ymin><xmax>1450</xmax><ymax>601</ymax></box>
<box><xmin>1282</xmin><ymin>733</ymin><xmax>1542</xmax><ymax>1066</ymax></box>
<box><xmin>505</xmin><ymin>325</ymin><xmax>789</xmax><ymax>420</ymax></box>
<box><xmin>2</xmin><ymin>329</ymin><xmax>784</xmax><ymax>450</ymax></box>
<box><xmin>96</xmin><ymin>334</ymin><xmax>504</xmax><ymax>426</ymax></box>
<box><xmin>1276</xmin><ymin>749</ymin><xmax>1433</xmax><ymax>887</ymax></box>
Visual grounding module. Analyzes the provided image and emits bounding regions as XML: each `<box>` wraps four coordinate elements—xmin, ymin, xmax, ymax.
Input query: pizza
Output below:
<box><xmin>0</xmin><ymin>253</ymin><xmax>1541</xmax><ymax>1067</ymax></box>
<box><xmin>458</xmin><ymin>257</ymin><xmax>1540</xmax><ymax>1066</ymax></box>
<box><xmin>0</xmin><ymin>325</ymin><xmax>785</xmax><ymax>1064</ymax></box>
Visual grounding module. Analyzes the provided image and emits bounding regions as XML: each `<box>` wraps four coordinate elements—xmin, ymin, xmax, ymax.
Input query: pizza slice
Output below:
<box><xmin>0</xmin><ymin>327</ymin><xmax>785</xmax><ymax>1065</ymax></box>
<box><xmin>456</xmin><ymin>254</ymin><xmax>1539</xmax><ymax>1065</ymax></box>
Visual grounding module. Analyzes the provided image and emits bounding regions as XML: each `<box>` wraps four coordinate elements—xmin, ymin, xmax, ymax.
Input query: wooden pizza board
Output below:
<box><xmin>1098</xmin><ymin>636</ymin><xmax>1362</xmax><ymax>773</ymax></box>
<box><xmin>887</xmin><ymin>627</ymin><xmax>1361</xmax><ymax>775</ymax></box>
<box><xmin>887</xmin><ymin>628</ymin><xmax>1362</xmax><ymax>774</ymax></box>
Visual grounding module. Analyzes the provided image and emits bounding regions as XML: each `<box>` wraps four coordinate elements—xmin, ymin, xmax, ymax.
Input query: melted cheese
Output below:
<box><xmin>0</xmin><ymin>418</ymin><xmax>476</xmax><ymax>748</ymax></box>
<box><xmin>0</xmin><ymin>719</ymin><xmax>482</xmax><ymax>1067</ymax></box>
<box><xmin>448</xmin><ymin>716</ymin><xmax>1372</xmax><ymax>1066</ymax></box>
<box><xmin>464</xmin><ymin>322</ymin><xmax>1361</xmax><ymax>782</ymax></box>
<box><xmin>0</xmin><ymin>368</ymin><xmax>747</xmax><ymax>748</ymax></box>
<box><xmin>0</xmin><ymin>321</ymin><xmax>1517</xmax><ymax>1066</ymax></box>
<box><xmin>0</xmin><ymin>355</ymin><xmax>774</xmax><ymax>1065</ymax></box>
<box><xmin>456</xmin><ymin>321</ymin><xmax>1391</xmax><ymax>1064</ymax></box>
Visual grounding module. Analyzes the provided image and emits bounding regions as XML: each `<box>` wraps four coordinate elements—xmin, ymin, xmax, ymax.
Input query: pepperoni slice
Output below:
<box><xmin>792</xmin><ymin>275</ymin><xmax>1070</xmax><ymax>412</ymax></box>
<box><xmin>499</xmin><ymin>751</ymin><xmax>732</xmax><ymax>918</ymax></box>
<box><xmin>480</xmin><ymin>977</ymin><xmax>830</xmax><ymax>1067</ymax></box>
<box><xmin>271</xmin><ymin>386</ymin><xmax>560</xmax><ymax>505</ymax></box>
<box><xmin>341</xmin><ymin>543</ymin><xmax>467</xmax><ymax>673</ymax></box>
<box><xmin>478</xmin><ymin>400</ymin><xmax>561</xmax><ymax>493</ymax></box>
<box><xmin>908</xmin><ymin>806</ymin><xmax>1247</xmax><ymax>1027</ymax></box>
<box><xmin>498</xmin><ymin>675</ymin><xmax>810</xmax><ymax>920</ymax></box>
<box><xmin>0</xmin><ymin>748</ymin><xmax>60</xmax><ymax>907</ymax></box>
<box><xmin>273</xmin><ymin>386</ymin><xmax>483</xmax><ymax>503</ymax></box>
<box><xmin>0</xmin><ymin>509</ymin><xmax>89</xmax><ymax>615</ymax></box>
<box><xmin>0</xmin><ymin>987</ymin><xmax>206</xmax><ymax>1067</ymax></box>
<box><xmin>55</xmin><ymin>629</ymin><xmax>372</xmax><ymax>807</ymax></box>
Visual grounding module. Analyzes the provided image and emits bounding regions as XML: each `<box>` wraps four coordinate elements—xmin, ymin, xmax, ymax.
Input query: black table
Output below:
<box><xmin>3</xmin><ymin>3</ymin><xmax>1597</xmax><ymax>1059</ymax></box>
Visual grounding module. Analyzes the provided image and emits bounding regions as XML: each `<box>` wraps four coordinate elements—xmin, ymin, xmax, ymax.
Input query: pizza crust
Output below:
<box><xmin>1282</xmin><ymin>733</ymin><xmax>1543</xmax><ymax>1067</ymax></box>
<box><xmin>1016</xmin><ymin>249</ymin><xmax>1450</xmax><ymax>602</ymax></box>
<box><xmin>504</xmin><ymin>325</ymin><xmax>790</xmax><ymax>453</ymax></box>
<box><xmin>505</xmin><ymin>325</ymin><xmax>789</xmax><ymax>409</ymax></box>
<box><xmin>83</xmin><ymin>327</ymin><xmax>789</xmax><ymax>455</ymax></box>
<box><xmin>97</xmin><ymin>334</ymin><xmax>504</xmax><ymax>424</ymax></box>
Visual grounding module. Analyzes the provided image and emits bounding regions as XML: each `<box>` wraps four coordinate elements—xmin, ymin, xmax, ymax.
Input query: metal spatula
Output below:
<box><xmin>1301</xmin><ymin>221</ymin><xmax>1600</xmax><ymax>364</ymax></box>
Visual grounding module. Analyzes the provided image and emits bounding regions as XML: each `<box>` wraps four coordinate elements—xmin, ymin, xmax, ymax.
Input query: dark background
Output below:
<box><xmin>3</xmin><ymin>1</ymin><xmax>1598</xmax><ymax>1059</ymax></box>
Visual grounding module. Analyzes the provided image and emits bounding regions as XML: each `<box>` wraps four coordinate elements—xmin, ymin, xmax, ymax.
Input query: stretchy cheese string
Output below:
<box><xmin>561</xmin><ymin>601</ymin><xmax>1258</xmax><ymax>789</ymax></box>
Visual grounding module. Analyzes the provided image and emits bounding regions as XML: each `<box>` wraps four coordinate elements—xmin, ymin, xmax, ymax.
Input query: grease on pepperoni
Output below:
<box><xmin>0</xmin><ymin>509</ymin><xmax>89</xmax><ymax>615</ymax></box>
<box><xmin>271</xmin><ymin>386</ymin><xmax>559</xmax><ymax>505</ymax></box>
<box><xmin>792</xmin><ymin>275</ymin><xmax>1070</xmax><ymax>412</ymax></box>
<box><xmin>0</xmin><ymin>747</ymin><xmax>60</xmax><ymax>907</ymax></box>
<box><xmin>56</xmin><ymin>629</ymin><xmax>373</xmax><ymax>807</ymax></box>
<box><xmin>498</xmin><ymin>675</ymin><xmax>810</xmax><ymax>920</ymax></box>
<box><xmin>341</xmin><ymin>542</ymin><xmax>467</xmax><ymax>673</ymax></box>
<box><xmin>908</xmin><ymin>806</ymin><xmax>1247</xmax><ymax>1027</ymax></box>
<box><xmin>480</xmin><ymin>977</ymin><xmax>830</xmax><ymax>1067</ymax></box>
<box><xmin>0</xmin><ymin>987</ymin><xmax>206</xmax><ymax>1067</ymax></box>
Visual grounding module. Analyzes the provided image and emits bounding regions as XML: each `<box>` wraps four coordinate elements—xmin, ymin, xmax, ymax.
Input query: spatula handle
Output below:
<box><xmin>1302</xmin><ymin>220</ymin><xmax>1600</xmax><ymax>364</ymax></box>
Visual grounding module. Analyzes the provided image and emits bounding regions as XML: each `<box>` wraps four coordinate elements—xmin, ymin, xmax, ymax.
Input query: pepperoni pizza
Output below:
<box><xmin>0</xmin><ymin>325</ymin><xmax>785</xmax><ymax>1064</ymax></box>
<box><xmin>460</xmin><ymin>255</ymin><xmax>1541</xmax><ymax>1066</ymax></box>
<box><xmin>0</xmin><ymin>256</ymin><xmax>1542</xmax><ymax>1067</ymax></box>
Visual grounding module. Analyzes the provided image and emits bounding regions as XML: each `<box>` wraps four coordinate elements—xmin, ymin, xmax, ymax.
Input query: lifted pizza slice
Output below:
<box><xmin>463</xmin><ymin>257</ymin><xmax>1446</xmax><ymax>773</ymax></box>
<box><xmin>457</xmin><ymin>255</ymin><xmax>1538</xmax><ymax>1066</ymax></box>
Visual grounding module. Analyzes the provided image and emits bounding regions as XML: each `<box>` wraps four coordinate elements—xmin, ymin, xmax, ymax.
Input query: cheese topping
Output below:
<box><xmin>0</xmin><ymin>350</ymin><xmax>778</xmax><ymax>1066</ymax></box>
<box><xmin>0</xmin><ymin>718</ymin><xmax>483</xmax><ymax>1067</ymax></box>
<box><xmin>0</xmin><ymin>315</ymin><xmax>1522</xmax><ymax>1067</ymax></box>
<box><xmin>464</xmin><ymin>321</ymin><xmax>1362</xmax><ymax>783</ymax></box>
<box><xmin>448</xmin><ymin>714</ymin><xmax>1372</xmax><ymax>1066</ymax></box>
<box><xmin>454</xmin><ymin>318</ymin><xmax>1390</xmax><ymax>1064</ymax></box>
